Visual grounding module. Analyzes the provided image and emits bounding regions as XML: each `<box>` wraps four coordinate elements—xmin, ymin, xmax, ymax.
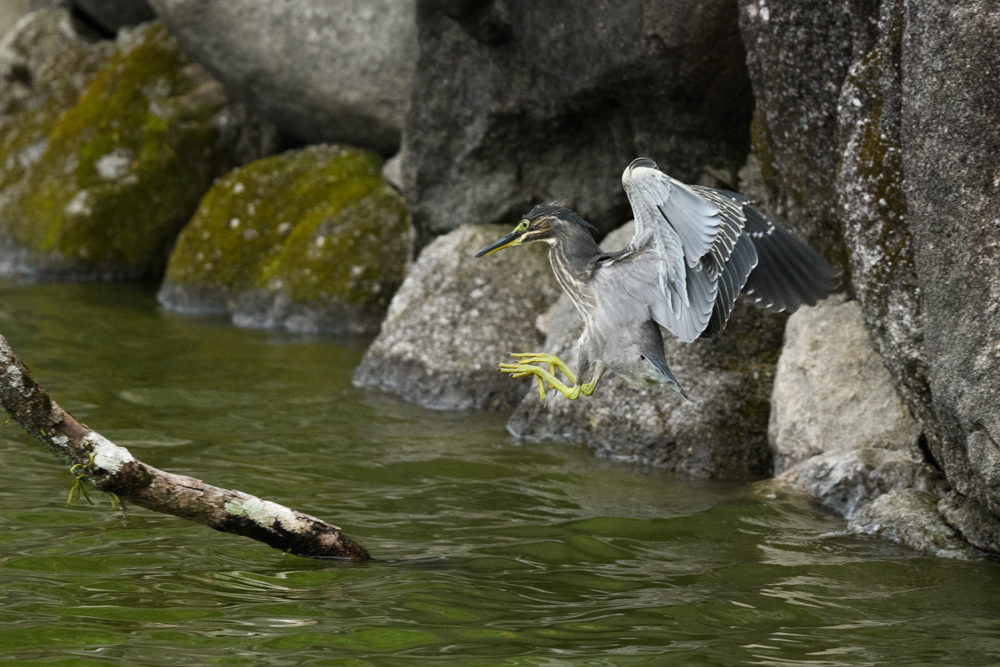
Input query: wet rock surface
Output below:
<box><xmin>848</xmin><ymin>489</ymin><xmax>977</xmax><ymax>559</ymax></box>
<box><xmin>403</xmin><ymin>0</ymin><xmax>754</xmax><ymax>251</ymax></box>
<box><xmin>937</xmin><ymin>491</ymin><xmax>1000</xmax><ymax>555</ymax></box>
<box><xmin>506</xmin><ymin>223</ymin><xmax>780</xmax><ymax>479</ymax></box>
<box><xmin>353</xmin><ymin>224</ymin><xmax>561</xmax><ymax>411</ymax></box>
<box><xmin>776</xmin><ymin>447</ymin><xmax>943</xmax><ymax>519</ymax></box>
<box><xmin>0</xmin><ymin>19</ymin><xmax>276</xmax><ymax>282</ymax></box>
<box><xmin>159</xmin><ymin>145</ymin><xmax>409</xmax><ymax>335</ymax></box>
<box><xmin>147</xmin><ymin>0</ymin><xmax>417</xmax><ymax>155</ymax></box>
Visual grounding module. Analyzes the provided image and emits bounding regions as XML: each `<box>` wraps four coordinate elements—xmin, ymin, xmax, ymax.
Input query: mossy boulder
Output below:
<box><xmin>0</xmin><ymin>17</ymin><xmax>276</xmax><ymax>281</ymax></box>
<box><xmin>0</xmin><ymin>8</ymin><xmax>115</xmax><ymax>275</ymax></box>
<box><xmin>158</xmin><ymin>145</ymin><xmax>409</xmax><ymax>335</ymax></box>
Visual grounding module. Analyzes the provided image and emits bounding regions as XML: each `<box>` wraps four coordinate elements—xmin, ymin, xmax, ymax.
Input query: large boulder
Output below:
<box><xmin>506</xmin><ymin>222</ymin><xmax>779</xmax><ymax>479</ymax></box>
<box><xmin>402</xmin><ymin>0</ymin><xmax>754</xmax><ymax>251</ymax></box>
<box><xmin>147</xmin><ymin>0</ymin><xmax>417</xmax><ymax>155</ymax></box>
<box><xmin>353</xmin><ymin>224</ymin><xmax>561</xmax><ymax>411</ymax></box>
<box><xmin>768</xmin><ymin>295</ymin><xmax>943</xmax><ymax>517</ymax></box>
<box><xmin>901</xmin><ymin>0</ymin><xmax>1000</xmax><ymax>532</ymax></box>
<box><xmin>158</xmin><ymin>145</ymin><xmax>409</xmax><ymax>335</ymax></box>
<box><xmin>0</xmin><ymin>19</ymin><xmax>276</xmax><ymax>282</ymax></box>
<box><xmin>740</xmin><ymin>0</ymin><xmax>1000</xmax><ymax>555</ymax></box>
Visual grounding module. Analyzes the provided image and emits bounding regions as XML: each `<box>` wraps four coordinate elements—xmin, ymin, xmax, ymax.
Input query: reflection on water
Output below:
<box><xmin>1</xmin><ymin>281</ymin><xmax>999</xmax><ymax>666</ymax></box>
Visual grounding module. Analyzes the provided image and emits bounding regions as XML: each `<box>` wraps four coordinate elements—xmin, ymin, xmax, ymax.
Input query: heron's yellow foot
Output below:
<box><xmin>499</xmin><ymin>352</ymin><xmax>593</xmax><ymax>401</ymax></box>
<box><xmin>506</xmin><ymin>352</ymin><xmax>577</xmax><ymax>384</ymax></box>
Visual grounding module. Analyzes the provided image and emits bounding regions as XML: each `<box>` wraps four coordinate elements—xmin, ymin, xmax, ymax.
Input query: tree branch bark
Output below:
<box><xmin>0</xmin><ymin>335</ymin><xmax>370</xmax><ymax>561</ymax></box>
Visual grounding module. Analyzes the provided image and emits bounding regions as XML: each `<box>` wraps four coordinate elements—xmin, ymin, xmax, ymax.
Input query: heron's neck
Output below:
<box><xmin>547</xmin><ymin>230</ymin><xmax>600</xmax><ymax>308</ymax></box>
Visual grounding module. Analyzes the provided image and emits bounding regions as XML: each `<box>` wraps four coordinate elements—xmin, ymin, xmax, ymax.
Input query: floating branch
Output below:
<box><xmin>0</xmin><ymin>335</ymin><xmax>370</xmax><ymax>561</ymax></box>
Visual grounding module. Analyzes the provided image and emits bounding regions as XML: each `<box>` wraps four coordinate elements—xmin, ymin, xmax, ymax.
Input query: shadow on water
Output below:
<box><xmin>2</xmin><ymin>281</ymin><xmax>1000</xmax><ymax>666</ymax></box>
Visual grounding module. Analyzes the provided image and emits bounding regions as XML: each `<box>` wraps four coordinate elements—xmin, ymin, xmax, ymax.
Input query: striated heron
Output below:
<box><xmin>474</xmin><ymin>157</ymin><xmax>837</xmax><ymax>401</ymax></box>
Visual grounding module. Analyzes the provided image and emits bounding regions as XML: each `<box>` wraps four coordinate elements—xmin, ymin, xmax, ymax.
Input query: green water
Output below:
<box><xmin>0</xmin><ymin>282</ymin><xmax>998</xmax><ymax>666</ymax></box>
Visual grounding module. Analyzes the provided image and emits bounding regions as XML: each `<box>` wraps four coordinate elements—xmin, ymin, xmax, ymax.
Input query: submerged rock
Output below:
<box><xmin>848</xmin><ymin>489</ymin><xmax>977</xmax><ymax>559</ymax></box>
<box><xmin>769</xmin><ymin>295</ymin><xmax>943</xmax><ymax>516</ymax></box>
<box><xmin>353</xmin><ymin>224</ymin><xmax>561</xmax><ymax>411</ymax></box>
<box><xmin>506</xmin><ymin>222</ymin><xmax>779</xmax><ymax>479</ymax></box>
<box><xmin>0</xmin><ymin>19</ymin><xmax>276</xmax><ymax>282</ymax></box>
<box><xmin>403</xmin><ymin>0</ymin><xmax>754</xmax><ymax>251</ymax></box>
<box><xmin>147</xmin><ymin>0</ymin><xmax>417</xmax><ymax>155</ymax></box>
<box><xmin>159</xmin><ymin>145</ymin><xmax>409</xmax><ymax>335</ymax></box>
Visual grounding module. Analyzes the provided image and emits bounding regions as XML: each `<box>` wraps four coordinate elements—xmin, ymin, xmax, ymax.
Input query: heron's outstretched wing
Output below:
<box><xmin>616</xmin><ymin>159</ymin><xmax>747</xmax><ymax>342</ymax></box>
<box><xmin>706</xmin><ymin>189</ymin><xmax>839</xmax><ymax>314</ymax></box>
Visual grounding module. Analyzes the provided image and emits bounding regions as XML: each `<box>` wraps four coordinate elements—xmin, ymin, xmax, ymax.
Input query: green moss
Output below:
<box><xmin>164</xmin><ymin>144</ymin><xmax>409</xmax><ymax>311</ymax></box>
<box><xmin>7</xmin><ymin>22</ymin><xmax>237</xmax><ymax>277</ymax></box>
<box><xmin>0</xmin><ymin>11</ymin><xmax>113</xmax><ymax>229</ymax></box>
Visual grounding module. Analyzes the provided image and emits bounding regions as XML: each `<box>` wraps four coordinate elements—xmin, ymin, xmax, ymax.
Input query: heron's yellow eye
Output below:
<box><xmin>516</xmin><ymin>220</ymin><xmax>529</xmax><ymax>232</ymax></box>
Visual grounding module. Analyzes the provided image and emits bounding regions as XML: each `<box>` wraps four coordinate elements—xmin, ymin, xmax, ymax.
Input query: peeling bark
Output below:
<box><xmin>0</xmin><ymin>335</ymin><xmax>370</xmax><ymax>561</ymax></box>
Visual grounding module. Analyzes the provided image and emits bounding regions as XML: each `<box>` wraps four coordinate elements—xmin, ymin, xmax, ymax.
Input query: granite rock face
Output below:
<box><xmin>738</xmin><ymin>0</ymin><xmax>852</xmax><ymax>270</ymax></box>
<box><xmin>403</xmin><ymin>0</ymin><xmax>754</xmax><ymax>251</ymax></box>
<box><xmin>159</xmin><ymin>145</ymin><xmax>409</xmax><ymax>335</ymax></box>
<box><xmin>353</xmin><ymin>224</ymin><xmax>561</xmax><ymax>411</ymax></box>
<box><xmin>836</xmin><ymin>0</ymin><xmax>937</xmax><ymax>456</ymax></box>
<box><xmin>848</xmin><ymin>489</ymin><xmax>977</xmax><ymax>559</ymax></box>
<box><xmin>506</xmin><ymin>223</ymin><xmax>780</xmax><ymax>479</ymax></box>
<box><xmin>900</xmin><ymin>0</ymin><xmax>1000</xmax><ymax>542</ymax></box>
<box><xmin>769</xmin><ymin>295</ymin><xmax>943</xmax><ymax>516</ymax></box>
<box><xmin>0</xmin><ymin>18</ymin><xmax>276</xmax><ymax>282</ymax></box>
<box><xmin>741</xmin><ymin>0</ymin><xmax>1000</xmax><ymax>555</ymax></box>
<box><xmin>148</xmin><ymin>0</ymin><xmax>417</xmax><ymax>155</ymax></box>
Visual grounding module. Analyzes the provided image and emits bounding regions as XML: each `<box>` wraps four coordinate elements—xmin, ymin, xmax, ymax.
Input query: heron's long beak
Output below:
<box><xmin>474</xmin><ymin>231</ymin><xmax>523</xmax><ymax>258</ymax></box>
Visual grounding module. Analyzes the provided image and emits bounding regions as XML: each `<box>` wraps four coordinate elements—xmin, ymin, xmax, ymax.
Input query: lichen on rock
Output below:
<box><xmin>1</xmin><ymin>18</ymin><xmax>276</xmax><ymax>281</ymax></box>
<box><xmin>158</xmin><ymin>144</ymin><xmax>410</xmax><ymax>335</ymax></box>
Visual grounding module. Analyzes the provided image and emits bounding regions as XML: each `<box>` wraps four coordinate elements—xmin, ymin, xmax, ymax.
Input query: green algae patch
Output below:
<box><xmin>160</xmin><ymin>145</ymin><xmax>409</xmax><ymax>334</ymax></box>
<box><xmin>5</xmin><ymin>21</ymin><xmax>249</xmax><ymax>279</ymax></box>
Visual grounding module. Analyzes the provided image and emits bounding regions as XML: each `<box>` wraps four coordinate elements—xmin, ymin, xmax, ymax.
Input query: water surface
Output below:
<box><xmin>1</xmin><ymin>282</ymin><xmax>998</xmax><ymax>666</ymax></box>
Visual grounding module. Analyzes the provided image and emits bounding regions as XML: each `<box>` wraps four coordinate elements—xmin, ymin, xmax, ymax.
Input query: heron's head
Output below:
<box><xmin>474</xmin><ymin>204</ymin><xmax>597</xmax><ymax>258</ymax></box>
